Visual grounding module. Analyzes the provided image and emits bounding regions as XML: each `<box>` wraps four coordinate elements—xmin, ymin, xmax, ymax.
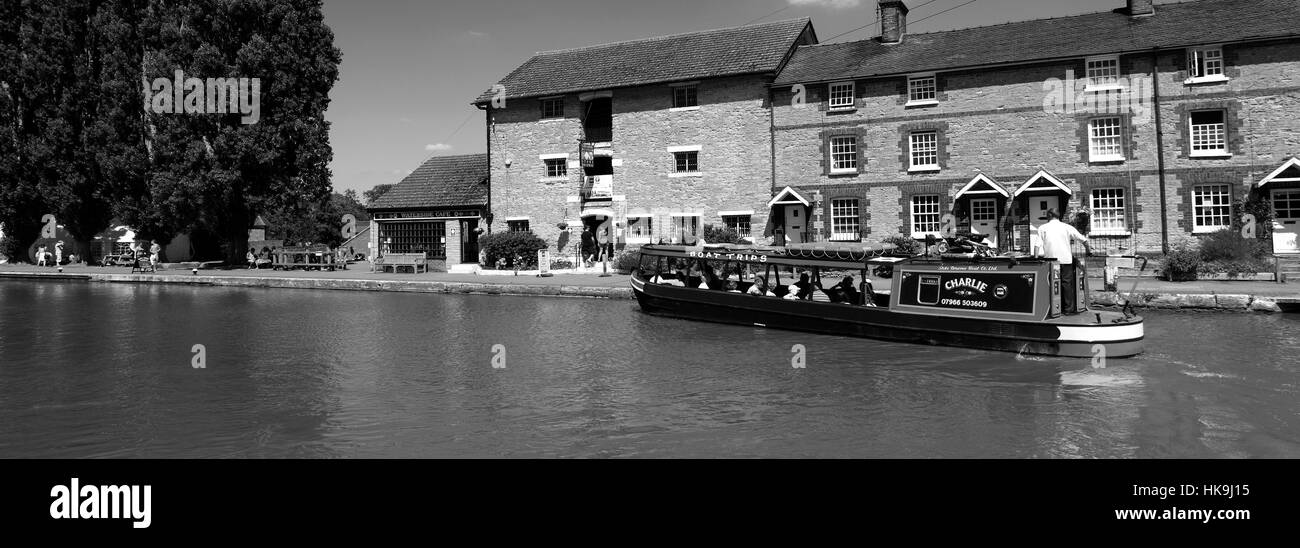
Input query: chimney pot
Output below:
<box><xmin>879</xmin><ymin>1</ymin><xmax>909</xmax><ymax>44</ymax></box>
<box><xmin>1127</xmin><ymin>0</ymin><xmax>1155</xmax><ymax>16</ymax></box>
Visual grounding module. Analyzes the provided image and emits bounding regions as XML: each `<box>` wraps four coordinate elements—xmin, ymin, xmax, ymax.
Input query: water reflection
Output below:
<box><xmin>0</xmin><ymin>281</ymin><xmax>1297</xmax><ymax>458</ymax></box>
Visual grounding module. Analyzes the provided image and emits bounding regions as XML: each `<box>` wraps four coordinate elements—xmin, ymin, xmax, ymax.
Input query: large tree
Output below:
<box><xmin>0</xmin><ymin>0</ymin><xmax>341</xmax><ymax>263</ymax></box>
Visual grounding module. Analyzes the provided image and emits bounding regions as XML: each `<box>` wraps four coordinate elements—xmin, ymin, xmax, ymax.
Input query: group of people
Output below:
<box><xmin>651</xmin><ymin>259</ymin><xmax>877</xmax><ymax>306</ymax></box>
<box><xmin>33</xmin><ymin>240</ymin><xmax>92</xmax><ymax>267</ymax></box>
<box><xmin>580</xmin><ymin>226</ymin><xmax>614</xmax><ymax>268</ymax></box>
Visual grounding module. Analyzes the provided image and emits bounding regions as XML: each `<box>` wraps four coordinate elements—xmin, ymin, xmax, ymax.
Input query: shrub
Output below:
<box><xmin>615</xmin><ymin>249</ymin><xmax>641</xmax><ymax>272</ymax></box>
<box><xmin>1198</xmin><ymin>227</ymin><xmax>1271</xmax><ymax>263</ymax></box>
<box><xmin>1233</xmin><ymin>194</ymin><xmax>1274</xmax><ymax>242</ymax></box>
<box><xmin>478</xmin><ymin>231</ymin><xmax>546</xmax><ymax>269</ymax></box>
<box><xmin>880</xmin><ymin>234</ymin><xmax>921</xmax><ymax>255</ymax></box>
<box><xmin>1162</xmin><ymin>245</ymin><xmax>1201</xmax><ymax>281</ymax></box>
<box><xmin>703</xmin><ymin>224</ymin><xmax>744</xmax><ymax>244</ymax></box>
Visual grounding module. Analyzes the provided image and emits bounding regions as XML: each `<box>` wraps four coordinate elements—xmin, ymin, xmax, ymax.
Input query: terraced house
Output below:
<box><xmin>474</xmin><ymin>19</ymin><xmax>818</xmax><ymax>257</ymax></box>
<box><xmin>771</xmin><ymin>0</ymin><xmax>1300</xmax><ymax>256</ymax></box>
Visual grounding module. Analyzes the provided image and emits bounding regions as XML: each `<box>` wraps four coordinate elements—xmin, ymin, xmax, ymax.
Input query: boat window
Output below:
<box><xmin>918</xmin><ymin>275</ymin><xmax>941</xmax><ymax>305</ymax></box>
<box><xmin>639</xmin><ymin>255</ymin><xmax>661</xmax><ymax>277</ymax></box>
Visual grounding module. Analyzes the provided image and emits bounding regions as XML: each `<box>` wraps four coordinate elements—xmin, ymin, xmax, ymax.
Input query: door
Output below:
<box><xmin>461</xmin><ymin>219</ymin><xmax>479</xmax><ymax>263</ymax></box>
<box><xmin>970</xmin><ymin>198</ymin><xmax>998</xmax><ymax>248</ymax></box>
<box><xmin>1027</xmin><ymin>195</ymin><xmax>1060</xmax><ymax>255</ymax></box>
<box><xmin>784</xmin><ymin>205</ymin><xmax>805</xmax><ymax>244</ymax></box>
<box><xmin>1274</xmin><ymin>189</ymin><xmax>1300</xmax><ymax>254</ymax></box>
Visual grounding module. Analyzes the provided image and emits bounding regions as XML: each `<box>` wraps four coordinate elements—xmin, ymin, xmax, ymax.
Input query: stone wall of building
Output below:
<box><xmin>771</xmin><ymin>39</ymin><xmax>1300</xmax><ymax>254</ymax></box>
<box><xmin>487</xmin><ymin>73</ymin><xmax>776</xmax><ymax>255</ymax></box>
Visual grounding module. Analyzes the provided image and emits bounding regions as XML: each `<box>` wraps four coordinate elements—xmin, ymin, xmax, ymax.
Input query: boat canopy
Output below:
<box><xmin>638</xmin><ymin>242</ymin><xmax>903</xmax><ymax>269</ymax></box>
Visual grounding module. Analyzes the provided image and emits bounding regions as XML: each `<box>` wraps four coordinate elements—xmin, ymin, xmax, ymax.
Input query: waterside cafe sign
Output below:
<box><xmin>373</xmin><ymin>209</ymin><xmax>481</xmax><ymax>220</ymax></box>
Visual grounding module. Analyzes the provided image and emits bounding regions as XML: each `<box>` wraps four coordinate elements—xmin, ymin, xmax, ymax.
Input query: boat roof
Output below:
<box><xmin>639</xmin><ymin>242</ymin><xmax>902</xmax><ymax>268</ymax></box>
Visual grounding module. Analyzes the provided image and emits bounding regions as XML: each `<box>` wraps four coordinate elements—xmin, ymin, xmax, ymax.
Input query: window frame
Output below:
<box><xmin>1089</xmin><ymin>187</ymin><xmax>1129</xmax><ymax>236</ymax></box>
<box><xmin>506</xmin><ymin>219</ymin><xmax>531</xmax><ymax>233</ymax></box>
<box><xmin>722</xmin><ymin>215</ymin><xmax>753</xmax><ymax>239</ymax></box>
<box><xmin>906</xmin><ymin>73</ymin><xmax>938</xmax><ymax>106</ymax></box>
<box><xmin>1186</xmin><ymin>46</ymin><xmax>1228</xmax><ymax>85</ymax></box>
<box><xmin>671</xmin><ymin>84</ymin><xmax>699</xmax><ymax>110</ymax></box>
<box><xmin>908</xmin><ymin>131</ymin><xmax>940</xmax><ymax>172</ymax></box>
<box><xmin>1192</xmin><ymin>184</ymin><xmax>1233</xmax><ymax>234</ymax></box>
<box><xmin>673</xmin><ymin>151</ymin><xmax>700</xmax><ymax>174</ymax></box>
<box><xmin>910</xmin><ymin>194</ymin><xmax>943</xmax><ymax>238</ymax></box>
<box><xmin>626</xmin><ymin>215</ymin><xmax>654</xmax><ymax>243</ymax></box>
<box><xmin>543</xmin><ymin>158</ymin><xmax>568</xmax><ymax>178</ymax></box>
<box><xmin>829</xmin><ymin>135</ymin><xmax>859</xmax><ymax>173</ymax></box>
<box><xmin>1088</xmin><ymin>116</ymin><xmax>1126</xmax><ymax>163</ymax></box>
<box><xmin>828</xmin><ymin>81</ymin><xmax>855</xmax><ymax>110</ymax></box>
<box><xmin>1084</xmin><ymin>55</ymin><xmax>1122</xmax><ymax>91</ymax></box>
<box><xmin>829</xmin><ymin>198</ymin><xmax>861</xmax><ymax>242</ymax></box>
<box><xmin>1188</xmin><ymin>109</ymin><xmax>1230</xmax><ymax>158</ymax></box>
<box><xmin>539</xmin><ymin>97</ymin><xmax>564</xmax><ymax>119</ymax></box>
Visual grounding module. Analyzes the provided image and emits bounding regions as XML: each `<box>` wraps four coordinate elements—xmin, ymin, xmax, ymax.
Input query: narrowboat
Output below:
<box><xmin>629</xmin><ymin>242</ymin><xmax>1143</xmax><ymax>358</ymax></box>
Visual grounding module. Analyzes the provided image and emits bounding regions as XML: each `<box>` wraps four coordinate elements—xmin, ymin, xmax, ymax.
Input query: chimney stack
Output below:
<box><xmin>880</xmin><ymin>1</ymin><xmax>909</xmax><ymax>44</ymax></box>
<box><xmin>1127</xmin><ymin>0</ymin><xmax>1155</xmax><ymax>16</ymax></box>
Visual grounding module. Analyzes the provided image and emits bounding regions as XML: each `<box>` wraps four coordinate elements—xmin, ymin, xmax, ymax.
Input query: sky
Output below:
<box><xmin>321</xmin><ymin>0</ymin><xmax>1158</xmax><ymax>196</ymax></box>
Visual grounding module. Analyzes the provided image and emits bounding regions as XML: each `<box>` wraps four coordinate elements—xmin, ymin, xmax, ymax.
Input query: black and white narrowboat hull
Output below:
<box><xmin>630</xmin><ymin>276</ymin><xmax>1143</xmax><ymax>358</ymax></box>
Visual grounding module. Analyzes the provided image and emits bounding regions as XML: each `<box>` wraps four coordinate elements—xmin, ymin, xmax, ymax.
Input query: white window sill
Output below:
<box><xmin>911</xmin><ymin>232</ymin><xmax>940</xmax><ymax>240</ymax></box>
<box><xmin>537</xmin><ymin>177</ymin><xmax>569</xmax><ymax>183</ymax></box>
<box><xmin>830</xmin><ymin>169</ymin><xmax>859</xmax><ymax>175</ymax></box>
<box><xmin>668</xmin><ymin>172</ymin><xmax>703</xmax><ymax>178</ymax></box>
<box><xmin>1184</xmin><ymin>75</ymin><xmax>1229</xmax><ymax>85</ymax></box>
<box><xmin>1089</xmin><ymin>230</ymin><xmax>1132</xmax><ymax>237</ymax></box>
<box><xmin>669</xmin><ymin>106</ymin><xmax>700</xmax><ymax>112</ymax></box>
<box><xmin>905</xmin><ymin>99</ymin><xmax>939</xmax><ymax>108</ymax></box>
<box><xmin>1190</xmin><ymin>151</ymin><xmax>1232</xmax><ymax>159</ymax></box>
<box><xmin>1193</xmin><ymin>226</ymin><xmax>1230</xmax><ymax>234</ymax></box>
<box><xmin>538</xmin><ymin>117</ymin><xmax>566</xmax><ymax>123</ymax></box>
<box><xmin>827</xmin><ymin>105</ymin><xmax>856</xmax><ymax>112</ymax></box>
<box><xmin>627</xmin><ymin>237</ymin><xmax>652</xmax><ymax>245</ymax></box>
<box><xmin>1084</xmin><ymin>83</ymin><xmax>1125</xmax><ymax>92</ymax></box>
<box><xmin>908</xmin><ymin>165</ymin><xmax>941</xmax><ymax>173</ymax></box>
<box><xmin>1089</xmin><ymin>155</ymin><xmax>1126</xmax><ymax>163</ymax></box>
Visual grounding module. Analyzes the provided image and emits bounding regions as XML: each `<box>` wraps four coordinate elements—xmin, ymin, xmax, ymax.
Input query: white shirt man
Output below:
<box><xmin>1037</xmin><ymin>215</ymin><xmax>1087</xmax><ymax>264</ymax></box>
<box><xmin>1037</xmin><ymin>209</ymin><xmax>1088</xmax><ymax>314</ymax></box>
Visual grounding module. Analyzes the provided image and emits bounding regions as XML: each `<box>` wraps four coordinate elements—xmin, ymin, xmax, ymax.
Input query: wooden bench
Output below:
<box><xmin>374</xmin><ymin>253</ymin><xmax>428</xmax><ymax>274</ymax></box>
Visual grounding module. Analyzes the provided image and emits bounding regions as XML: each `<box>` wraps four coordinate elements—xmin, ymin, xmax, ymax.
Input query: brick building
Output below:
<box><xmin>367</xmin><ymin>153</ymin><xmax>489</xmax><ymax>271</ymax></box>
<box><xmin>474</xmin><ymin>19</ymin><xmax>818</xmax><ymax>259</ymax></box>
<box><xmin>771</xmin><ymin>0</ymin><xmax>1300</xmax><ymax>255</ymax></box>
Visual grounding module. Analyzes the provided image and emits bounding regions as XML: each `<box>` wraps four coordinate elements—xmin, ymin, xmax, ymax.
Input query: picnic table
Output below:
<box><xmin>272</xmin><ymin>245</ymin><xmax>338</xmax><ymax>271</ymax></box>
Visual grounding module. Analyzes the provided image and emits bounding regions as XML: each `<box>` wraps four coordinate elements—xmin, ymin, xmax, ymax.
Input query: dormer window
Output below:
<box><xmin>1187</xmin><ymin>46</ymin><xmax>1228</xmax><ymax>84</ymax></box>
<box><xmin>828</xmin><ymin>82</ymin><xmax>855</xmax><ymax>110</ymax></box>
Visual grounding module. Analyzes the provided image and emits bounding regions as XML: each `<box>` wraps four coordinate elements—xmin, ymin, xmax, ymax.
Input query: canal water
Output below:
<box><xmin>1</xmin><ymin>280</ymin><xmax>1297</xmax><ymax>458</ymax></box>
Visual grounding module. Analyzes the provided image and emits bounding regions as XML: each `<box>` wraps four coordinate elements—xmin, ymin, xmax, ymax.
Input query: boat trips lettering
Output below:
<box><xmin>687</xmin><ymin>251</ymin><xmax>767</xmax><ymax>263</ymax></box>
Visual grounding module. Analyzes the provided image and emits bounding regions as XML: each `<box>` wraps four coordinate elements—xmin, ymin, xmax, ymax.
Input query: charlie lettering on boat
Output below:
<box><xmin>944</xmin><ymin>277</ymin><xmax>989</xmax><ymax>294</ymax></box>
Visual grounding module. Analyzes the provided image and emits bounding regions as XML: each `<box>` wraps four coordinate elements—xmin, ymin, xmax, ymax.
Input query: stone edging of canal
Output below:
<box><xmin>2</xmin><ymin>270</ymin><xmax>1296</xmax><ymax>312</ymax></box>
<box><xmin>0</xmin><ymin>270</ymin><xmax>635</xmax><ymax>300</ymax></box>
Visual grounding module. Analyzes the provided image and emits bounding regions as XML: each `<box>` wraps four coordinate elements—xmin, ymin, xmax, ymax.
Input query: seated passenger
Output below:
<box><xmin>651</xmin><ymin>271</ymin><xmax>685</xmax><ymax>286</ymax></box>
<box><xmin>724</xmin><ymin>280</ymin><xmax>742</xmax><ymax>293</ymax></box>
<box><xmin>810</xmin><ymin>283</ymin><xmax>832</xmax><ymax>302</ymax></box>
<box><xmin>835</xmin><ymin>276</ymin><xmax>861</xmax><ymax>305</ymax></box>
<box><xmin>791</xmin><ymin>272</ymin><xmax>813</xmax><ymax>300</ymax></box>
<box><xmin>746</xmin><ymin>277</ymin><xmax>775</xmax><ymax>297</ymax></box>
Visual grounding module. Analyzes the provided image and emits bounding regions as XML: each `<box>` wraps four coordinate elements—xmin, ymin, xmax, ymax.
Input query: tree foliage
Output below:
<box><xmin>0</xmin><ymin>0</ymin><xmax>341</xmax><ymax>262</ymax></box>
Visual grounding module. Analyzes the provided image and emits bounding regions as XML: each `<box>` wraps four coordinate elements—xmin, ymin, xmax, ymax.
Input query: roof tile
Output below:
<box><xmin>368</xmin><ymin>154</ymin><xmax>489</xmax><ymax>211</ymax></box>
<box><xmin>774</xmin><ymin>0</ymin><xmax>1300</xmax><ymax>85</ymax></box>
